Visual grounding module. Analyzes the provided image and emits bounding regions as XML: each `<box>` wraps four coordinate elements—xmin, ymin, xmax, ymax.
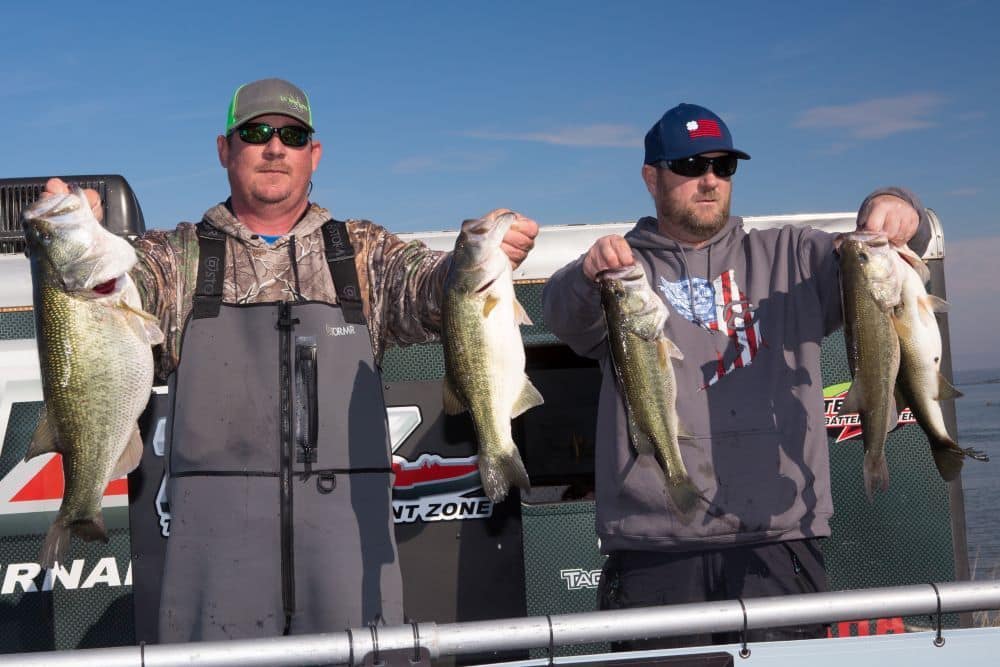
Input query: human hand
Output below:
<box><xmin>857</xmin><ymin>194</ymin><xmax>918</xmax><ymax>247</ymax></box>
<box><xmin>42</xmin><ymin>178</ymin><xmax>104</xmax><ymax>223</ymax></box>
<box><xmin>497</xmin><ymin>210</ymin><xmax>539</xmax><ymax>270</ymax></box>
<box><xmin>582</xmin><ymin>235</ymin><xmax>634</xmax><ymax>281</ymax></box>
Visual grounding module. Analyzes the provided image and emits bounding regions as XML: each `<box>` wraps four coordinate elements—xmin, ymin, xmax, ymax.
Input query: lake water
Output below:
<box><xmin>954</xmin><ymin>367</ymin><xmax>1000</xmax><ymax>581</ymax></box>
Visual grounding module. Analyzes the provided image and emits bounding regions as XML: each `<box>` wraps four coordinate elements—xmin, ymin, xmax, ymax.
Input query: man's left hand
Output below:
<box><xmin>858</xmin><ymin>194</ymin><xmax>919</xmax><ymax>246</ymax></box>
<box><xmin>500</xmin><ymin>211</ymin><xmax>540</xmax><ymax>270</ymax></box>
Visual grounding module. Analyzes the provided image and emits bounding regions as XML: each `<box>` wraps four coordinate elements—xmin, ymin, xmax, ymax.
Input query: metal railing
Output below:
<box><xmin>1</xmin><ymin>580</ymin><xmax>999</xmax><ymax>666</ymax></box>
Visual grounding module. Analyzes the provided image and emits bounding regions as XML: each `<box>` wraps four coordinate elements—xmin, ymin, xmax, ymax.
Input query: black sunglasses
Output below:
<box><xmin>235</xmin><ymin>122</ymin><xmax>312</xmax><ymax>148</ymax></box>
<box><xmin>660</xmin><ymin>154</ymin><xmax>738</xmax><ymax>178</ymax></box>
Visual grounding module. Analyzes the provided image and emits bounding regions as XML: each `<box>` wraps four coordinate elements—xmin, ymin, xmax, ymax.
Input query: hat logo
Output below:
<box><xmin>687</xmin><ymin>118</ymin><xmax>722</xmax><ymax>139</ymax></box>
<box><xmin>280</xmin><ymin>94</ymin><xmax>309</xmax><ymax>113</ymax></box>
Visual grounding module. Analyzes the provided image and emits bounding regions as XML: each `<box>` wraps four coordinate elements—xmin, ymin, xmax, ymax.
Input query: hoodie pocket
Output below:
<box><xmin>683</xmin><ymin>428</ymin><xmax>799</xmax><ymax>534</ymax></box>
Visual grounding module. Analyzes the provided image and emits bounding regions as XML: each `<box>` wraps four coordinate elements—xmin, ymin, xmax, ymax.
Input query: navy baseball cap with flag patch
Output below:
<box><xmin>225</xmin><ymin>78</ymin><xmax>314</xmax><ymax>135</ymax></box>
<box><xmin>644</xmin><ymin>103</ymin><xmax>750</xmax><ymax>164</ymax></box>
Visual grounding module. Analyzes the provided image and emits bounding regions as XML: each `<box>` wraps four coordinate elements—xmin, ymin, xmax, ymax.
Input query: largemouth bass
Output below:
<box><xmin>22</xmin><ymin>188</ymin><xmax>163</xmax><ymax>568</ymax></box>
<box><xmin>599</xmin><ymin>264</ymin><xmax>699</xmax><ymax>520</ymax></box>
<box><xmin>890</xmin><ymin>247</ymin><xmax>988</xmax><ymax>479</ymax></box>
<box><xmin>442</xmin><ymin>210</ymin><xmax>543</xmax><ymax>502</ymax></box>
<box><xmin>836</xmin><ymin>231</ymin><xmax>902</xmax><ymax>498</ymax></box>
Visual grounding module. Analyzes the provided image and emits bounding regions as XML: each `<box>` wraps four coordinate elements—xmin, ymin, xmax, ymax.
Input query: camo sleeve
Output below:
<box><xmin>348</xmin><ymin>219</ymin><xmax>450</xmax><ymax>362</ymax></box>
<box><xmin>130</xmin><ymin>223</ymin><xmax>200</xmax><ymax>380</ymax></box>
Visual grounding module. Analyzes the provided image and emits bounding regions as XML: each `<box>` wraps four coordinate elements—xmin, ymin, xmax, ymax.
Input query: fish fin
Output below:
<box><xmin>26</xmin><ymin>413</ymin><xmax>62</xmax><ymax>460</ymax></box>
<box><xmin>71</xmin><ymin>515</ymin><xmax>108</xmax><ymax>544</ymax></box>
<box><xmin>137</xmin><ymin>316</ymin><xmax>165</xmax><ymax>346</ymax></box>
<box><xmin>915</xmin><ymin>296</ymin><xmax>939</xmax><ymax>329</ymax></box>
<box><xmin>656</xmin><ymin>338</ymin><xmax>683</xmax><ymax>369</ymax></box>
<box><xmin>511</xmin><ymin>378</ymin><xmax>544</xmax><ymax>418</ymax></box>
<box><xmin>513</xmin><ymin>298</ymin><xmax>533</xmax><ymax>326</ymax></box>
<box><xmin>479</xmin><ymin>445</ymin><xmax>530</xmax><ymax>503</ymax></box>
<box><xmin>122</xmin><ymin>304</ymin><xmax>165</xmax><ymax>345</ymax></box>
<box><xmin>442</xmin><ymin>376</ymin><xmax>467</xmax><ymax>415</ymax></box>
<box><xmin>863</xmin><ymin>451</ymin><xmax>890</xmax><ymax>501</ymax></box>
<box><xmin>928</xmin><ymin>435</ymin><xmax>966</xmax><ymax>482</ymax></box>
<box><xmin>120</xmin><ymin>300</ymin><xmax>156</xmax><ymax>322</ymax></box>
<box><xmin>896</xmin><ymin>246</ymin><xmax>931</xmax><ymax>283</ymax></box>
<box><xmin>925</xmin><ymin>294</ymin><xmax>949</xmax><ymax>313</ymax></box>
<box><xmin>839</xmin><ymin>382</ymin><xmax>864</xmax><ymax>415</ymax></box>
<box><xmin>937</xmin><ymin>373</ymin><xmax>963</xmax><ymax>401</ymax></box>
<box><xmin>483</xmin><ymin>295</ymin><xmax>499</xmax><ymax>318</ymax></box>
<box><xmin>39</xmin><ymin>519</ymin><xmax>71</xmax><ymax>570</ymax></box>
<box><xmin>111</xmin><ymin>428</ymin><xmax>144</xmax><ymax>479</ymax></box>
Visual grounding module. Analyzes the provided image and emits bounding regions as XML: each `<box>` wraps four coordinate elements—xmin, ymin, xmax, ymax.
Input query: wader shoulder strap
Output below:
<box><xmin>192</xmin><ymin>221</ymin><xmax>227</xmax><ymax>320</ymax></box>
<box><xmin>321</xmin><ymin>219</ymin><xmax>366</xmax><ymax>325</ymax></box>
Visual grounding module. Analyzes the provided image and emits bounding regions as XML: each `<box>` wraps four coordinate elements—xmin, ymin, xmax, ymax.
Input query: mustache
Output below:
<box><xmin>256</xmin><ymin>162</ymin><xmax>289</xmax><ymax>173</ymax></box>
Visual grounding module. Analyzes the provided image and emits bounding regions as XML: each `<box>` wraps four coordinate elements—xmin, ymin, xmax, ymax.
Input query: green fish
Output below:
<box><xmin>442</xmin><ymin>210</ymin><xmax>543</xmax><ymax>502</ymax></box>
<box><xmin>836</xmin><ymin>231</ymin><xmax>902</xmax><ymax>498</ymax></box>
<box><xmin>22</xmin><ymin>188</ymin><xmax>163</xmax><ymax>567</ymax></box>
<box><xmin>599</xmin><ymin>264</ymin><xmax>699</xmax><ymax>520</ymax></box>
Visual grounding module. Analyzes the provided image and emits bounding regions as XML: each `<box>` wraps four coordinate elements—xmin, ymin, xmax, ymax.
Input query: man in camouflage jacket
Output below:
<box><xmin>44</xmin><ymin>77</ymin><xmax>538</xmax><ymax>642</ymax></box>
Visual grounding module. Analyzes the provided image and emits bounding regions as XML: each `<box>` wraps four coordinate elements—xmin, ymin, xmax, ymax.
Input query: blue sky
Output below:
<box><xmin>2</xmin><ymin>0</ymin><xmax>997</xmax><ymax>366</ymax></box>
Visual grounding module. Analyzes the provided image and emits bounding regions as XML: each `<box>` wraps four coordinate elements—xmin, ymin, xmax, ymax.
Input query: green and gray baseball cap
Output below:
<box><xmin>225</xmin><ymin>78</ymin><xmax>314</xmax><ymax>134</ymax></box>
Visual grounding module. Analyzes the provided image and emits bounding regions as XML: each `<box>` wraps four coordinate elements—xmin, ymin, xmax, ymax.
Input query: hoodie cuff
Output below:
<box><xmin>857</xmin><ymin>186</ymin><xmax>931</xmax><ymax>256</ymax></box>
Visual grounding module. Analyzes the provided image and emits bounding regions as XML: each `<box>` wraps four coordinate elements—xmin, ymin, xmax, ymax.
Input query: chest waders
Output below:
<box><xmin>157</xmin><ymin>221</ymin><xmax>403</xmax><ymax>642</ymax></box>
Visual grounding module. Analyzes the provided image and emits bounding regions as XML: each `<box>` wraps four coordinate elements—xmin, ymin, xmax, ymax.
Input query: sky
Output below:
<box><xmin>2</xmin><ymin>1</ymin><xmax>997</xmax><ymax>368</ymax></box>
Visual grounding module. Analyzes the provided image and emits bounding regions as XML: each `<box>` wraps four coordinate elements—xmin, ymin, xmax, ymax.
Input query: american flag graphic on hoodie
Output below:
<box><xmin>659</xmin><ymin>269</ymin><xmax>764</xmax><ymax>387</ymax></box>
<box><xmin>705</xmin><ymin>269</ymin><xmax>764</xmax><ymax>386</ymax></box>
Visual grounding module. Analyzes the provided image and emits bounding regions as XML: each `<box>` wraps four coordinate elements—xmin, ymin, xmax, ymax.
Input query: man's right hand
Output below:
<box><xmin>43</xmin><ymin>178</ymin><xmax>104</xmax><ymax>223</ymax></box>
<box><xmin>582</xmin><ymin>235</ymin><xmax>635</xmax><ymax>281</ymax></box>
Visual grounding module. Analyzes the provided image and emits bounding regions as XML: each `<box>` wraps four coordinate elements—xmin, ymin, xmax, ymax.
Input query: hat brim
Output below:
<box><xmin>230</xmin><ymin>109</ymin><xmax>315</xmax><ymax>134</ymax></box>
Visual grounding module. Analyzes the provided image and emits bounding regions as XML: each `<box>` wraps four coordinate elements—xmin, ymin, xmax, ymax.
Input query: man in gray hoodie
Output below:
<box><xmin>542</xmin><ymin>103</ymin><xmax>928</xmax><ymax>648</ymax></box>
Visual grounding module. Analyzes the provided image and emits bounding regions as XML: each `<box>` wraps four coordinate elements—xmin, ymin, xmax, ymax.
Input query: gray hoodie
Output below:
<box><xmin>542</xmin><ymin>190</ymin><xmax>928</xmax><ymax>552</ymax></box>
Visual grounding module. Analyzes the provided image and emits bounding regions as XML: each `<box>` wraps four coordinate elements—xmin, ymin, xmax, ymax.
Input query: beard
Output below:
<box><xmin>660</xmin><ymin>194</ymin><xmax>731</xmax><ymax>242</ymax></box>
<box><xmin>249</xmin><ymin>171</ymin><xmax>296</xmax><ymax>205</ymax></box>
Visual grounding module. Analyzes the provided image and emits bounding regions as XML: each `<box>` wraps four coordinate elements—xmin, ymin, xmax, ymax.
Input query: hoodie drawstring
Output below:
<box><xmin>674</xmin><ymin>240</ymin><xmax>720</xmax><ymax>335</ymax></box>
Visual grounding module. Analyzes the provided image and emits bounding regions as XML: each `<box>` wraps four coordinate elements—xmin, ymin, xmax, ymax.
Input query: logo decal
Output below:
<box><xmin>325</xmin><ymin>324</ymin><xmax>357</xmax><ymax>337</ymax></box>
<box><xmin>391</xmin><ymin>453</ymin><xmax>493</xmax><ymax>523</ymax></box>
<box><xmin>560</xmin><ymin>568</ymin><xmax>602</xmax><ymax>590</ymax></box>
<box><xmin>823</xmin><ymin>382</ymin><xmax>915</xmax><ymax>442</ymax></box>
<box><xmin>659</xmin><ymin>270</ymin><xmax>764</xmax><ymax>387</ymax></box>
<box><xmin>687</xmin><ymin>119</ymin><xmax>722</xmax><ymax>139</ymax></box>
<box><xmin>1</xmin><ymin>557</ymin><xmax>131</xmax><ymax>594</ymax></box>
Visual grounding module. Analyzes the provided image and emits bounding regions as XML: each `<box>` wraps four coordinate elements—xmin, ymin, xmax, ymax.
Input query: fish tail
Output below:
<box><xmin>479</xmin><ymin>445</ymin><xmax>530</xmax><ymax>503</ymax></box>
<box><xmin>41</xmin><ymin>513</ymin><xmax>109</xmax><ymax>567</ymax></box>
<box><xmin>666</xmin><ymin>475</ymin><xmax>702</xmax><ymax>524</ymax></box>
<box><xmin>863</xmin><ymin>452</ymin><xmax>890</xmax><ymax>500</ymax></box>
<box><xmin>39</xmin><ymin>520</ymin><xmax>71</xmax><ymax>569</ymax></box>
<box><xmin>71</xmin><ymin>515</ymin><xmax>109</xmax><ymax>544</ymax></box>
<box><xmin>929</xmin><ymin>435</ymin><xmax>966</xmax><ymax>482</ymax></box>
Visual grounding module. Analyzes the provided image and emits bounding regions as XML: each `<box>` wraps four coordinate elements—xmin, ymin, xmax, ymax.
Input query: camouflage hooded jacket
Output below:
<box><xmin>130</xmin><ymin>202</ymin><xmax>449</xmax><ymax>381</ymax></box>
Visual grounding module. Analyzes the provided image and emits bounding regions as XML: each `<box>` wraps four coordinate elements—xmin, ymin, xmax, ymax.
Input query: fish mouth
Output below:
<box><xmin>475</xmin><ymin>277</ymin><xmax>498</xmax><ymax>294</ymax></box>
<box><xmin>462</xmin><ymin>211</ymin><xmax>516</xmax><ymax>240</ymax></box>
<box><xmin>833</xmin><ymin>230</ymin><xmax>888</xmax><ymax>254</ymax></box>
<box><xmin>92</xmin><ymin>277</ymin><xmax>119</xmax><ymax>295</ymax></box>
<box><xmin>23</xmin><ymin>189</ymin><xmax>86</xmax><ymax>224</ymax></box>
<box><xmin>597</xmin><ymin>265</ymin><xmax>644</xmax><ymax>282</ymax></box>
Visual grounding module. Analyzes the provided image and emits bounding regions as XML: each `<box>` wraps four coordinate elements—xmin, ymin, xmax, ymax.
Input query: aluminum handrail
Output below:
<box><xmin>1</xmin><ymin>580</ymin><xmax>998</xmax><ymax>666</ymax></box>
